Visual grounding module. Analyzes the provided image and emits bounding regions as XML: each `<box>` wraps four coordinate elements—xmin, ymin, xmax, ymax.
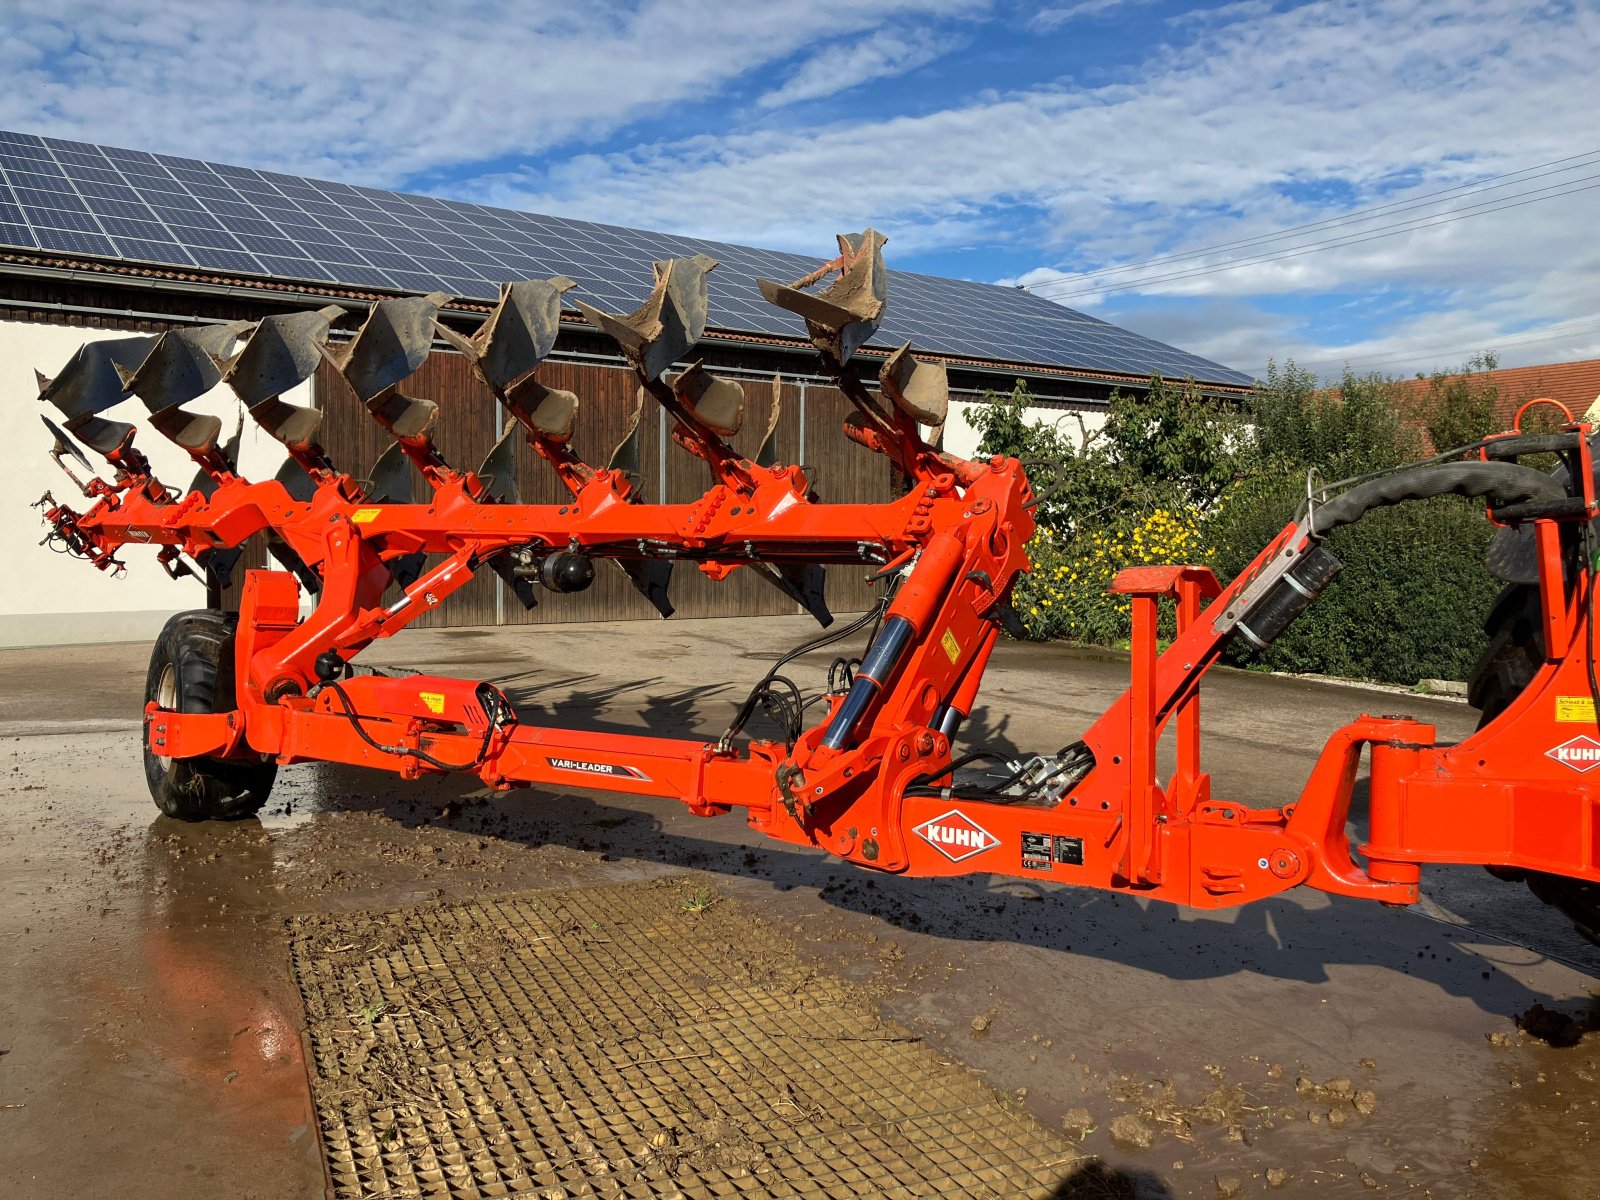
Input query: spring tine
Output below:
<box><xmin>756</xmin><ymin>375</ymin><xmax>783</xmax><ymax>469</ymax></box>
<box><xmin>751</xmin><ymin>561</ymin><xmax>833</xmax><ymax>627</ymax></box>
<box><xmin>574</xmin><ymin>256</ymin><xmax>716</xmax><ymax>381</ymax></box>
<box><xmin>757</xmin><ymin>230</ymin><xmax>886</xmax><ymax>364</ymax></box>
<box><xmin>477</xmin><ymin>424</ymin><xmax>523</xmax><ymax>505</ymax></box>
<box><xmin>879</xmin><ymin>342</ymin><xmax>948</xmax><ymax>428</ymax></box>
<box><xmin>366</xmin><ymin>441</ymin><xmax>416</xmax><ymax>504</ymax></box>
<box><xmin>616</xmin><ymin>558</ymin><xmax>675</xmax><ymax>618</ymax></box>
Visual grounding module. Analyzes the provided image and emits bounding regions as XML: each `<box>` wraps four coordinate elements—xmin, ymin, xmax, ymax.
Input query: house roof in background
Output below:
<box><xmin>1395</xmin><ymin>357</ymin><xmax>1600</xmax><ymax>424</ymax></box>
<box><xmin>0</xmin><ymin>129</ymin><xmax>1253</xmax><ymax>389</ymax></box>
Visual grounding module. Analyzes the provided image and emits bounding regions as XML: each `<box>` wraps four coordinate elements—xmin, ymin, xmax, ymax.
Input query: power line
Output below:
<box><xmin>1023</xmin><ymin>148</ymin><xmax>1600</xmax><ymax>293</ymax></box>
<box><xmin>1301</xmin><ymin>316</ymin><xmax>1600</xmax><ymax>374</ymax></box>
<box><xmin>1024</xmin><ymin>176</ymin><xmax>1600</xmax><ymax>301</ymax></box>
<box><xmin>1031</xmin><ymin>175</ymin><xmax>1600</xmax><ymax>300</ymax></box>
<box><xmin>1033</xmin><ymin>151</ymin><xmax>1600</xmax><ymax>290</ymax></box>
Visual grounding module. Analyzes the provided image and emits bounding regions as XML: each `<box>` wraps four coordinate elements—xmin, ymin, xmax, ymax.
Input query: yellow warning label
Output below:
<box><xmin>940</xmin><ymin>629</ymin><xmax>961</xmax><ymax>663</ymax></box>
<box><xmin>1556</xmin><ymin>695</ymin><xmax>1596</xmax><ymax>723</ymax></box>
<box><xmin>419</xmin><ymin>691</ymin><xmax>447</xmax><ymax>715</ymax></box>
<box><xmin>351</xmin><ymin>508</ymin><xmax>381</xmax><ymax>524</ymax></box>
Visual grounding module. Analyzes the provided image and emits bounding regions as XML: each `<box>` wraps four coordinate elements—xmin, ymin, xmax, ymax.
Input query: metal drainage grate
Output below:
<box><xmin>290</xmin><ymin>877</ymin><xmax>1080</xmax><ymax>1199</ymax></box>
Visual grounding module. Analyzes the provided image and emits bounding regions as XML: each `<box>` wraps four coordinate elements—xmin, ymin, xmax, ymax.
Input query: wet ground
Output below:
<box><xmin>1</xmin><ymin>614</ymin><xmax>1597</xmax><ymax>1199</ymax></box>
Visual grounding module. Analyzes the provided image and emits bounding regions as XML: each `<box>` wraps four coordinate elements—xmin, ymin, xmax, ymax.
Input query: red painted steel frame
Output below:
<box><xmin>49</xmin><ymin>426</ymin><xmax>1600</xmax><ymax>915</ymax></box>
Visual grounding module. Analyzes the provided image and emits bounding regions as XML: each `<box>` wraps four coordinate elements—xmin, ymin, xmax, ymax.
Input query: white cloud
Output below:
<box><xmin>0</xmin><ymin>0</ymin><xmax>978</xmax><ymax>183</ymax></box>
<box><xmin>1030</xmin><ymin>0</ymin><xmax>1157</xmax><ymax>32</ymax></box>
<box><xmin>2</xmin><ymin>0</ymin><xmax>1595</xmax><ymax>380</ymax></box>
<box><xmin>478</xmin><ymin>0</ymin><xmax>1600</xmax><ymax>378</ymax></box>
<box><xmin>757</xmin><ymin>26</ymin><xmax>964</xmax><ymax>109</ymax></box>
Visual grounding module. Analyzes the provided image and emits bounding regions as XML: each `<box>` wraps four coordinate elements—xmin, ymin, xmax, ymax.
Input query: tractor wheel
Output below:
<box><xmin>1469</xmin><ymin>583</ymin><xmax>1600</xmax><ymax>945</ymax></box>
<box><xmin>143</xmin><ymin>610</ymin><xmax>276</xmax><ymax>821</ymax></box>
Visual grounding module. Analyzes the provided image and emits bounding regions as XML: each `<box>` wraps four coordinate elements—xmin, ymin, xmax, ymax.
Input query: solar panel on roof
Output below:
<box><xmin>0</xmin><ymin>129</ymin><xmax>1252</xmax><ymax>386</ymax></box>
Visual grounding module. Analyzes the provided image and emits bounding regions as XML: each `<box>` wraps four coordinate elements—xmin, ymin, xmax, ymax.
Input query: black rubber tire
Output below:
<box><xmin>143</xmin><ymin>610</ymin><xmax>276</xmax><ymax>821</ymax></box>
<box><xmin>1470</xmin><ymin>583</ymin><xmax>1600</xmax><ymax>945</ymax></box>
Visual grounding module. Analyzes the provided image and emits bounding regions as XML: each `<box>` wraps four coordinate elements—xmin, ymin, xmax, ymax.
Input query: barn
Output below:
<box><xmin>0</xmin><ymin>129</ymin><xmax>1251</xmax><ymax>647</ymax></box>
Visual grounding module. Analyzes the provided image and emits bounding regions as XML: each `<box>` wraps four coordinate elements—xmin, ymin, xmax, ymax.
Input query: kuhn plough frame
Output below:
<box><xmin>31</xmin><ymin>230</ymin><xmax>1600</xmax><ymax>925</ymax></box>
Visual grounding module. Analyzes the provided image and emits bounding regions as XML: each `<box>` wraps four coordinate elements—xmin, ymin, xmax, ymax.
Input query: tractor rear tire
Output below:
<box><xmin>143</xmin><ymin>610</ymin><xmax>276</xmax><ymax>821</ymax></box>
<box><xmin>1470</xmin><ymin>583</ymin><xmax>1600</xmax><ymax>945</ymax></box>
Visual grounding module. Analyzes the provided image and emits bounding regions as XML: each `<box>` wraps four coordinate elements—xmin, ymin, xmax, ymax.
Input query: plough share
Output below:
<box><xmin>32</xmin><ymin>230</ymin><xmax>1600</xmax><ymax>939</ymax></box>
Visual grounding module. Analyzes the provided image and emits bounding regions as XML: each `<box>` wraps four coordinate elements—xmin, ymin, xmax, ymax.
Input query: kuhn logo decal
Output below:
<box><xmin>1546</xmin><ymin>735</ymin><xmax>1600</xmax><ymax>773</ymax></box>
<box><xmin>546</xmin><ymin>756</ymin><xmax>650</xmax><ymax>781</ymax></box>
<box><xmin>913</xmin><ymin>809</ymin><xmax>1000</xmax><ymax>862</ymax></box>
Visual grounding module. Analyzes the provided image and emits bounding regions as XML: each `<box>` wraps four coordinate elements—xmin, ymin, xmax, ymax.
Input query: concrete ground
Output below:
<box><xmin>1</xmin><ymin>614</ymin><xmax>1597</xmax><ymax>1200</ymax></box>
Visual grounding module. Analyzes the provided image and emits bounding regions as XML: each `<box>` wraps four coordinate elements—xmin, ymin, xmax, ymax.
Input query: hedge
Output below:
<box><xmin>972</xmin><ymin>360</ymin><xmax>1507</xmax><ymax>685</ymax></box>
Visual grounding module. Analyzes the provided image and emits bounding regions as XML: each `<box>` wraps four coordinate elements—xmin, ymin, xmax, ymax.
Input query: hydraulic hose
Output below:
<box><xmin>1235</xmin><ymin>460</ymin><xmax>1573</xmax><ymax>659</ymax></box>
<box><xmin>1312</xmin><ymin>461</ymin><xmax>1566</xmax><ymax>535</ymax></box>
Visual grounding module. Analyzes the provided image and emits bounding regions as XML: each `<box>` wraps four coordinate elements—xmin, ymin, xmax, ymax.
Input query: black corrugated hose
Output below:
<box><xmin>1310</xmin><ymin>461</ymin><xmax>1567</xmax><ymax>535</ymax></box>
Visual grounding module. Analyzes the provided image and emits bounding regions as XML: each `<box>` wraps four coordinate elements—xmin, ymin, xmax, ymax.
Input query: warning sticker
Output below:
<box><xmin>1556</xmin><ymin>695</ymin><xmax>1597</xmax><ymax>723</ymax></box>
<box><xmin>940</xmin><ymin>629</ymin><xmax>961</xmax><ymax>663</ymax></box>
<box><xmin>351</xmin><ymin>508</ymin><xmax>381</xmax><ymax>524</ymax></box>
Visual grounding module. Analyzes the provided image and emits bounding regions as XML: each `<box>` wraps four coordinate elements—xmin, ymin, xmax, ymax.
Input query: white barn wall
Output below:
<box><xmin>943</xmin><ymin>396</ymin><xmax>1109</xmax><ymax>461</ymax></box>
<box><xmin>0</xmin><ymin>319</ymin><xmax>305</xmax><ymax>648</ymax></box>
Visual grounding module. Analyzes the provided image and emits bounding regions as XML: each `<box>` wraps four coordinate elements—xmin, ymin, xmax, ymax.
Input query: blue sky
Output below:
<box><xmin>2</xmin><ymin>0</ymin><xmax>1596</xmax><ymax>381</ymax></box>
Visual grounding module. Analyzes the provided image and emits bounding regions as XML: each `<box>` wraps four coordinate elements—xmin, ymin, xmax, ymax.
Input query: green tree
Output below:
<box><xmin>966</xmin><ymin>380</ymin><xmax>1073</xmax><ymax>461</ymax></box>
<box><xmin>1416</xmin><ymin>352</ymin><xmax>1501</xmax><ymax>451</ymax></box>
<box><xmin>967</xmin><ymin>375</ymin><xmax>1246</xmax><ymax>642</ymax></box>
